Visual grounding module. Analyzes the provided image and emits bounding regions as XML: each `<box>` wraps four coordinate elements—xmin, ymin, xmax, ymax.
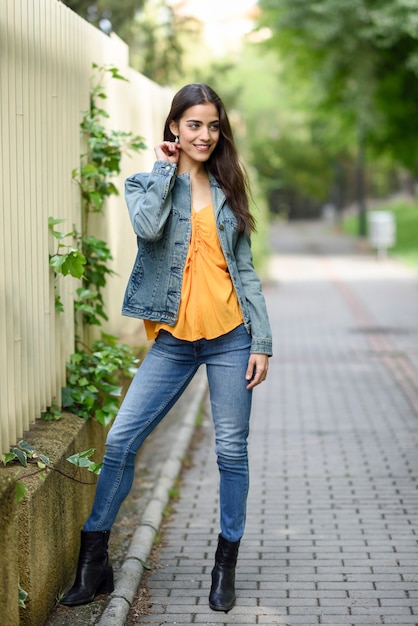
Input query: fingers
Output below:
<box><xmin>154</xmin><ymin>141</ymin><xmax>181</xmax><ymax>163</ymax></box>
<box><xmin>245</xmin><ymin>354</ymin><xmax>269</xmax><ymax>390</ymax></box>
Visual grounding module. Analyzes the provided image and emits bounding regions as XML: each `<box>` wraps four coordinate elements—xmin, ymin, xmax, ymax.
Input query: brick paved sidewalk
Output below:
<box><xmin>129</xmin><ymin>221</ymin><xmax>418</xmax><ymax>626</ymax></box>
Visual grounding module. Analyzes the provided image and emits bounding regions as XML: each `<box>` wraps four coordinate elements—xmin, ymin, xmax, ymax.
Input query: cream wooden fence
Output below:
<box><xmin>0</xmin><ymin>0</ymin><xmax>172</xmax><ymax>453</ymax></box>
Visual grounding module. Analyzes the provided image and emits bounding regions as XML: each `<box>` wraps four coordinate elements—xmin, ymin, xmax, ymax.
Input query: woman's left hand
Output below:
<box><xmin>245</xmin><ymin>353</ymin><xmax>269</xmax><ymax>390</ymax></box>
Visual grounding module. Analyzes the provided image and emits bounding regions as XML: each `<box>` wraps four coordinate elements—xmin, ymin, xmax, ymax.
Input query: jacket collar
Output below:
<box><xmin>208</xmin><ymin>174</ymin><xmax>226</xmax><ymax>216</ymax></box>
<box><xmin>210</xmin><ymin>184</ymin><xmax>227</xmax><ymax>217</ymax></box>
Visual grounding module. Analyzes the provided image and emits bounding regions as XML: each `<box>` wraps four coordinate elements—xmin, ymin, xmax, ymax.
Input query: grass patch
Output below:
<box><xmin>342</xmin><ymin>200</ymin><xmax>418</xmax><ymax>269</ymax></box>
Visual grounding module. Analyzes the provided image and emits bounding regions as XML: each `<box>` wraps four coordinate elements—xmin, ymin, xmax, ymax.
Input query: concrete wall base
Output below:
<box><xmin>0</xmin><ymin>413</ymin><xmax>109</xmax><ymax>626</ymax></box>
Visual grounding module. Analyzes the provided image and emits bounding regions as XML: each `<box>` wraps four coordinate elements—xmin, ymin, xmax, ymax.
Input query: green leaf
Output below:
<box><xmin>41</xmin><ymin>405</ymin><xmax>62</xmax><ymax>421</ymax></box>
<box><xmin>60</xmin><ymin>250</ymin><xmax>87</xmax><ymax>279</ymax></box>
<box><xmin>50</xmin><ymin>250</ymin><xmax>87</xmax><ymax>278</ymax></box>
<box><xmin>48</xmin><ymin>217</ymin><xmax>66</xmax><ymax>227</ymax></box>
<box><xmin>108</xmin><ymin>67</ymin><xmax>128</xmax><ymax>82</ymax></box>
<box><xmin>18</xmin><ymin>440</ymin><xmax>35</xmax><ymax>454</ymax></box>
<box><xmin>90</xmin><ymin>107</ymin><xmax>109</xmax><ymax>120</ymax></box>
<box><xmin>105</xmin><ymin>182</ymin><xmax>119</xmax><ymax>196</ymax></box>
<box><xmin>131</xmin><ymin>139</ymin><xmax>147</xmax><ymax>152</ymax></box>
<box><xmin>75</xmin><ymin>288</ymin><xmax>95</xmax><ymax>300</ymax></box>
<box><xmin>16</xmin><ymin>481</ymin><xmax>28</xmax><ymax>504</ymax></box>
<box><xmin>18</xmin><ymin>581</ymin><xmax>28</xmax><ymax>608</ymax></box>
<box><xmin>70</xmin><ymin>353</ymin><xmax>83</xmax><ymax>364</ymax></box>
<box><xmin>81</xmin><ymin>163</ymin><xmax>99</xmax><ymax>178</ymax></box>
<box><xmin>95</xmin><ymin>407</ymin><xmax>117</xmax><ymax>427</ymax></box>
<box><xmin>54</xmin><ymin>295</ymin><xmax>64</xmax><ymax>313</ymax></box>
<box><xmin>51</xmin><ymin>229</ymin><xmax>74</xmax><ymax>241</ymax></box>
<box><xmin>49</xmin><ymin>254</ymin><xmax>67</xmax><ymax>272</ymax></box>
<box><xmin>61</xmin><ymin>387</ymin><xmax>74</xmax><ymax>408</ymax></box>
<box><xmin>87</xmin><ymin>190</ymin><xmax>104</xmax><ymax>210</ymax></box>
<box><xmin>100</xmin><ymin>384</ymin><xmax>123</xmax><ymax>397</ymax></box>
<box><xmin>2</xmin><ymin>452</ymin><xmax>16</xmax><ymax>465</ymax></box>
<box><xmin>78</xmin><ymin>448</ymin><xmax>95</xmax><ymax>458</ymax></box>
<box><xmin>66</xmin><ymin>454</ymin><xmax>85</xmax><ymax>467</ymax></box>
<box><xmin>67</xmin><ymin>448</ymin><xmax>96</xmax><ymax>467</ymax></box>
<box><xmin>11</xmin><ymin>448</ymin><xmax>27</xmax><ymax>467</ymax></box>
<box><xmin>74</xmin><ymin>302</ymin><xmax>96</xmax><ymax>315</ymax></box>
<box><xmin>88</xmin><ymin>462</ymin><xmax>103</xmax><ymax>475</ymax></box>
<box><xmin>71</xmin><ymin>457</ymin><xmax>92</xmax><ymax>468</ymax></box>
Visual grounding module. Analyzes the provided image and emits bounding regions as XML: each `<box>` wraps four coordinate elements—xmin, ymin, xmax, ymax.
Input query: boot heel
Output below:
<box><xmin>98</xmin><ymin>566</ymin><xmax>114</xmax><ymax>594</ymax></box>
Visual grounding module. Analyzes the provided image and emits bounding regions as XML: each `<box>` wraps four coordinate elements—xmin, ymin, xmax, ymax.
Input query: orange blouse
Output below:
<box><xmin>144</xmin><ymin>204</ymin><xmax>243</xmax><ymax>341</ymax></box>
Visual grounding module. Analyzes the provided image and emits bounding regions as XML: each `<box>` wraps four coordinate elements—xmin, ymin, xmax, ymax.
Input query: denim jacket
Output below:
<box><xmin>122</xmin><ymin>161</ymin><xmax>272</xmax><ymax>356</ymax></box>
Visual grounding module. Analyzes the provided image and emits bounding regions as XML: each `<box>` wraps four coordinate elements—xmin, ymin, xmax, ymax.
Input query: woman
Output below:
<box><xmin>61</xmin><ymin>83</ymin><xmax>272</xmax><ymax>613</ymax></box>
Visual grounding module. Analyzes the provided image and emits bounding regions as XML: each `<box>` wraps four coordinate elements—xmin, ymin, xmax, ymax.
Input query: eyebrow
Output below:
<box><xmin>186</xmin><ymin>118</ymin><xmax>220</xmax><ymax>123</ymax></box>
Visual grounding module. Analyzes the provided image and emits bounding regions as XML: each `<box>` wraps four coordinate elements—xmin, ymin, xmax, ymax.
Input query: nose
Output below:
<box><xmin>200</xmin><ymin>126</ymin><xmax>210</xmax><ymax>141</ymax></box>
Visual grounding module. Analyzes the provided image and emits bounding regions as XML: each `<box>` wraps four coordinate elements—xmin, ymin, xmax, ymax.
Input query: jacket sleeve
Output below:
<box><xmin>124</xmin><ymin>161</ymin><xmax>177</xmax><ymax>241</ymax></box>
<box><xmin>234</xmin><ymin>231</ymin><xmax>273</xmax><ymax>356</ymax></box>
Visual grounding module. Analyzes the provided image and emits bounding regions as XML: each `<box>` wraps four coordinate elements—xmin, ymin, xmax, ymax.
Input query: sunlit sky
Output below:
<box><xmin>169</xmin><ymin>0</ymin><xmax>258</xmax><ymax>20</ymax></box>
<box><xmin>168</xmin><ymin>0</ymin><xmax>259</xmax><ymax>56</ymax></box>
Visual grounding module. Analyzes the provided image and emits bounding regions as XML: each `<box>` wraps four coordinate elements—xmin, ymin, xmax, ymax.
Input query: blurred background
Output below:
<box><xmin>62</xmin><ymin>0</ymin><xmax>418</xmax><ymax>269</ymax></box>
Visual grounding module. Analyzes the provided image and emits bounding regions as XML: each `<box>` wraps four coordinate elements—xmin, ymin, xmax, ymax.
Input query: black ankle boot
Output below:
<box><xmin>60</xmin><ymin>530</ymin><xmax>114</xmax><ymax>606</ymax></box>
<box><xmin>209</xmin><ymin>534</ymin><xmax>240</xmax><ymax>612</ymax></box>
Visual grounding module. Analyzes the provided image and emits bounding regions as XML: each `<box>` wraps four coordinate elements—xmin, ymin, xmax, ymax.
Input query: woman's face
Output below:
<box><xmin>171</xmin><ymin>102</ymin><xmax>220</xmax><ymax>167</ymax></box>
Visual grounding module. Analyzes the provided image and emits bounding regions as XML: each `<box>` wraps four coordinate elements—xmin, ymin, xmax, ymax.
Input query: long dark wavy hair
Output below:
<box><xmin>163</xmin><ymin>83</ymin><xmax>255</xmax><ymax>233</ymax></box>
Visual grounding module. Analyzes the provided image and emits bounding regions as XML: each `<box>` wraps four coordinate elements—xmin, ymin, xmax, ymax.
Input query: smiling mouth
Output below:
<box><xmin>194</xmin><ymin>144</ymin><xmax>211</xmax><ymax>151</ymax></box>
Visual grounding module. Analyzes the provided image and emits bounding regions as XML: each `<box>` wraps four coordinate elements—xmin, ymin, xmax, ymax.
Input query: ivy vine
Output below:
<box><xmin>48</xmin><ymin>64</ymin><xmax>146</xmax><ymax>424</ymax></box>
<box><xmin>49</xmin><ymin>64</ymin><xmax>146</xmax><ymax>328</ymax></box>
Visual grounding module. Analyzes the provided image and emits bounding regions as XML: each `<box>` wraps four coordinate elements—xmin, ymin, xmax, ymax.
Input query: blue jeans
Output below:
<box><xmin>84</xmin><ymin>324</ymin><xmax>253</xmax><ymax>542</ymax></box>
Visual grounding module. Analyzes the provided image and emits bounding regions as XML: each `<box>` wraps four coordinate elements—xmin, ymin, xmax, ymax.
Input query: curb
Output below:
<box><xmin>96</xmin><ymin>369</ymin><xmax>208</xmax><ymax>626</ymax></box>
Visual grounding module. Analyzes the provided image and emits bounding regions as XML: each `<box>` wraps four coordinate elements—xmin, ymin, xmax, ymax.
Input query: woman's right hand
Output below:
<box><xmin>154</xmin><ymin>141</ymin><xmax>181</xmax><ymax>164</ymax></box>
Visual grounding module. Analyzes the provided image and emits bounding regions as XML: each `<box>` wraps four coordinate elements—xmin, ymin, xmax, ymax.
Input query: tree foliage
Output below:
<box><xmin>126</xmin><ymin>0</ymin><xmax>195</xmax><ymax>85</ymax></box>
<box><xmin>61</xmin><ymin>0</ymin><xmax>146</xmax><ymax>36</ymax></box>
<box><xmin>257</xmin><ymin>0</ymin><xmax>418</xmax><ymax>171</ymax></box>
<box><xmin>61</xmin><ymin>0</ymin><xmax>192</xmax><ymax>85</ymax></box>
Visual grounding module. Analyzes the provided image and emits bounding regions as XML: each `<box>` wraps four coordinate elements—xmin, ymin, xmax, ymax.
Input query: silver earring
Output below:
<box><xmin>175</xmin><ymin>136</ymin><xmax>179</xmax><ymax>143</ymax></box>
